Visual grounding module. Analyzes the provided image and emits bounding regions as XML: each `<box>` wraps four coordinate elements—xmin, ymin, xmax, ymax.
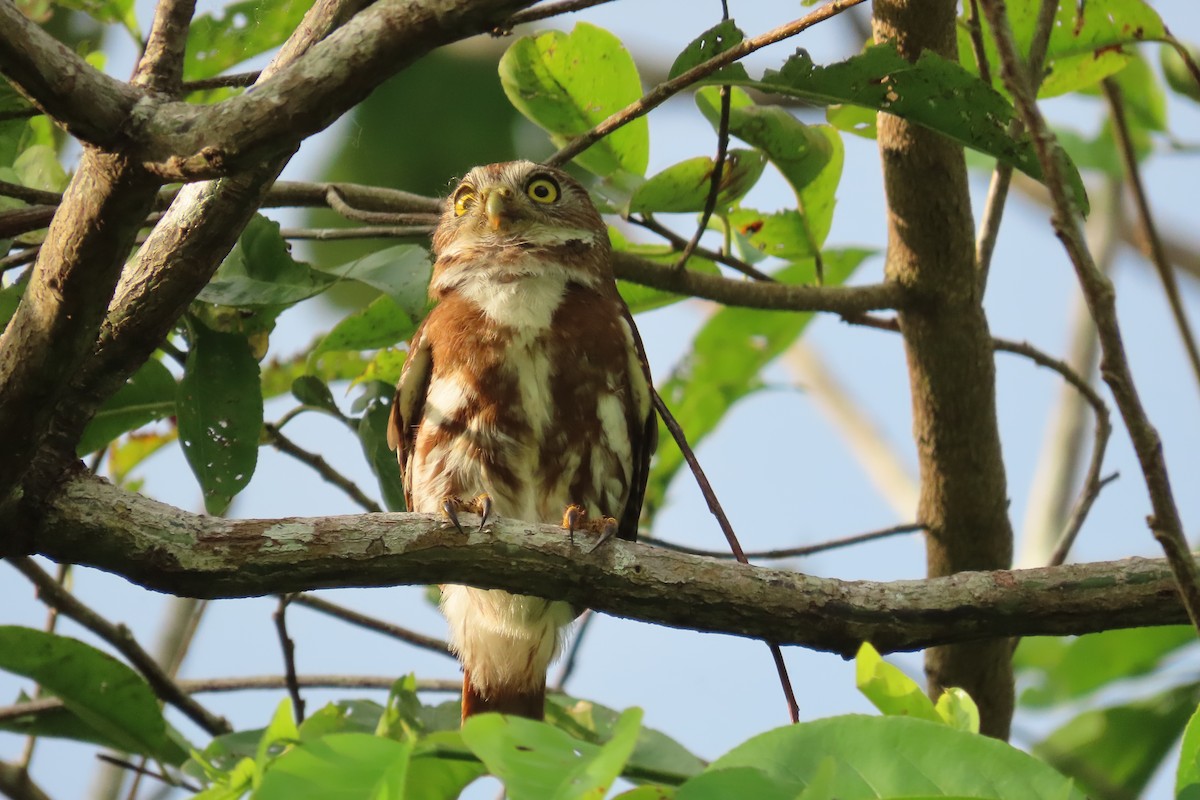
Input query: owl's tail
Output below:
<box><xmin>461</xmin><ymin>669</ymin><xmax>545</xmax><ymax>720</ymax></box>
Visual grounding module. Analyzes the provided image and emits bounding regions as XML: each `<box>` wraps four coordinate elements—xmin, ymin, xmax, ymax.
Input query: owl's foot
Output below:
<box><xmin>561</xmin><ymin>504</ymin><xmax>619</xmax><ymax>552</ymax></box>
<box><xmin>442</xmin><ymin>493</ymin><xmax>493</xmax><ymax>534</ymax></box>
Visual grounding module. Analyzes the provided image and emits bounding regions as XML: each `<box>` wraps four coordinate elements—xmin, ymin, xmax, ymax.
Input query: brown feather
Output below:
<box><xmin>461</xmin><ymin>669</ymin><xmax>545</xmax><ymax>721</ymax></box>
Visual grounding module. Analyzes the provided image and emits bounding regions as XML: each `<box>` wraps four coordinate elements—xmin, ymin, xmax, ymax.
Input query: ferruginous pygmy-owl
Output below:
<box><xmin>387</xmin><ymin>161</ymin><xmax>656</xmax><ymax>721</ymax></box>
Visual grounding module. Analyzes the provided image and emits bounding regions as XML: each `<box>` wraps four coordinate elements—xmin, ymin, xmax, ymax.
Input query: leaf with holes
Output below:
<box><xmin>668</xmin><ymin>19</ymin><xmax>750</xmax><ymax>83</ymax></box>
<box><xmin>701</xmin><ymin>44</ymin><xmax>1088</xmax><ymax>213</ymax></box>
<box><xmin>499</xmin><ymin>22</ymin><xmax>648</xmax><ymax>180</ymax></box>
<box><xmin>177</xmin><ymin>319</ymin><xmax>263</xmax><ymax>514</ymax></box>
<box><xmin>958</xmin><ymin>0</ymin><xmax>1167</xmax><ymax>98</ymax></box>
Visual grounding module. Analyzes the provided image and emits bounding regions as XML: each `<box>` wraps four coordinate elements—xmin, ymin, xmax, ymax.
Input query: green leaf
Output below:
<box><xmin>256</xmin><ymin>733</ymin><xmax>412</xmax><ymax>800</ymax></box>
<box><xmin>199</xmin><ymin>216</ymin><xmax>334</xmax><ymax>308</ymax></box>
<box><xmin>184</xmin><ymin>0</ymin><xmax>312</xmax><ymax>81</ymax></box>
<box><xmin>935</xmin><ymin>688</ymin><xmax>980</xmax><ymax>733</ymax></box>
<box><xmin>825</xmin><ymin>104</ymin><xmax>877</xmax><ymax>139</ymax></box>
<box><xmin>958</xmin><ymin>0</ymin><xmax>1168</xmax><ymax>98</ymax></box>
<box><xmin>0</xmin><ymin>626</ymin><xmax>186</xmax><ymax>764</ymax></box>
<box><xmin>668</xmin><ymin>20</ymin><xmax>750</xmax><ymax>83</ymax></box>
<box><xmin>315</xmin><ymin>245</ymin><xmax>433</xmax><ymax>320</ymax></box>
<box><xmin>711</xmin><ymin>715</ymin><xmax>1086</xmax><ymax>799</ymax></box>
<box><xmin>56</xmin><ymin>0</ymin><xmax>139</xmax><ymax>37</ymax></box>
<box><xmin>14</xmin><ymin>144</ymin><xmax>69</xmax><ymax>193</ymax></box>
<box><xmin>1177</xmin><ymin>703</ymin><xmax>1200</xmax><ymax>800</ymax></box>
<box><xmin>1015</xmin><ymin>626</ymin><xmax>1197</xmax><ymax>708</ymax></box>
<box><xmin>0</xmin><ymin>280</ymin><xmax>25</xmax><ymax>331</ymax></box>
<box><xmin>1035</xmin><ymin>682</ymin><xmax>1200</xmax><ymax>800</ymax></box>
<box><xmin>356</xmin><ymin>381</ymin><xmax>406</xmax><ymax>512</ymax></box>
<box><xmin>77</xmin><ymin>358</ymin><xmax>176</xmax><ymax>455</ymax></box>
<box><xmin>609</xmin><ymin>228</ymin><xmax>721</xmax><ymax>315</ymax></box>
<box><xmin>697</xmin><ymin>88</ymin><xmax>843</xmax><ymax>254</ymax></box>
<box><xmin>546</xmin><ymin>696</ymin><xmax>705</xmax><ymax>784</ymax></box>
<box><xmin>645</xmin><ymin>249</ymin><xmax>872</xmax><ymax>514</ymax></box>
<box><xmin>1162</xmin><ymin>41</ymin><xmax>1200</xmax><ymax>104</ymax></box>
<box><xmin>290</xmin><ymin>376</ymin><xmax>341</xmax><ymax>417</ymax></box>
<box><xmin>314</xmin><ymin>295</ymin><xmax>418</xmax><ymax>356</ymax></box>
<box><xmin>628</xmin><ymin>150</ymin><xmax>767</xmax><ymax>215</ymax></box>
<box><xmin>408</xmin><ymin>731</ymin><xmax>489</xmax><ymax>799</ymax></box>
<box><xmin>462</xmin><ymin>709</ymin><xmax>643</xmax><ymax>800</ymax></box>
<box><xmin>855</xmin><ymin>642</ymin><xmax>941</xmax><ymax>723</ymax></box>
<box><xmin>499</xmin><ymin>22</ymin><xmax>648</xmax><ymax>179</ymax></box>
<box><xmin>676</xmin><ymin>767</ymin><xmax>796</xmax><ymax>800</ymax></box>
<box><xmin>706</xmin><ymin>44</ymin><xmax>1088</xmax><ymax>214</ymax></box>
<box><xmin>177</xmin><ymin>319</ymin><xmax>263</xmax><ymax>514</ymax></box>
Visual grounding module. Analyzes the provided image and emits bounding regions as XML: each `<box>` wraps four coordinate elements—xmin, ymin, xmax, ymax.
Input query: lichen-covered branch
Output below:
<box><xmin>14</xmin><ymin>472</ymin><xmax>1195</xmax><ymax>658</ymax></box>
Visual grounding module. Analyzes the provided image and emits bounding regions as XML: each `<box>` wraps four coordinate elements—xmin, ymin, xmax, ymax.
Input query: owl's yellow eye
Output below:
<box><xmin>525</xmin><ymin>176</ymin><xmax>560</xmax><ymax>204</ymax></box>
<box><xmin>453</xmin><ymin>186</ymin><xmax>476</xmax><ymax>216</ymax></box>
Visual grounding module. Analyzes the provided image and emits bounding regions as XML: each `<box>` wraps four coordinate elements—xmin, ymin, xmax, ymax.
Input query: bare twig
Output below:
<box><xmin>645</xmin><ymin>522</ymin><xmax>924</xmax><ymax>561</ymax></box>
<box><xmin>273</xmin><ymin>595</ymin><xmax>306</xmax><ymax>723</ymax></box>
<box><xmin>501</xmin><ymin>0</ymin><xmax>617</xmax><ymax>30</ymax></box>
<box><xmin>264</xmin><ymin>422</ymin><xmax>382</xmax><ymax>513</ymax></box>
<box><xmin>10</xmin><ymin>557</ymin><xmax>231</xmax><ymax>736</ymax></box>
<box><xmin>974</xmin><ymin>0</ymin><xmax>1058</xmax><ymax>292</ymax></box>
<box><xmin>130</xmin><ymin>0</ymin><xmax>196</xmax><ymax>95</ymax></box>
<box><xmin>979</xmin><ymin>0</ymin><xmax>1200</xmax><ymax>633</ymax></box>
<box><xmin>324</xmin><ymin>187</ymin><xmax>440</xmax><ymax>225</ymax></box>
<box><xmin>652</xmin><ymin>388</ymin><xmax>800</xmax><ymax>723</ymax></box>
<box><xmin>277</xmin><ymin>225</ymin><xmax>431</xmax><ymax>240</ymax></box>
<box><xmin>551</xmin><ymin>609</ymin><xmax>595</xmax><ymax>690</ymax></box>
<box><xmin>545</xmin><ymin>0</ymin><xmax>868</xmax><ymax>168</ymax></box>
<box><xmin>181</xmin><ymin>70</ymin><xmax>261</xmax><ymax>92</ymax></box>
<box><xmin>290</xmin><ymin>593</ymin><xmax>452</xmax><ymax>657</ymax></box>
<box><xmin>629</xmin><ymin>216</ymin><xmax>774</xmax><ymax>282</ymax></box>
<box><xmin>674</xmin><ymin>85</ymin><xmax>732</xmax><ymax>272</ymax></box>
<box><xmin>96</xmin><ymin>755</ymin><xmax>198</xmax><ymax>794</ymax></box>
<box><xmin>1104</xmin><ymin>77</ymin><xmax>1200</xmax><ymax>395</ymax></box>
<box><xmin>0</xmin><ymin>181</ymin><xmax>61</xmax><ymax>206</ymax></box>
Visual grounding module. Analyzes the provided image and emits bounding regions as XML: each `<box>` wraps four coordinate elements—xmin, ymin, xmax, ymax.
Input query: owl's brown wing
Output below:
<box><xmin>616</xmin><ymin>300</ymin><xmax>657</xmax><ymax>543</ymax></box>
<box><xmin>388</xmin><ymin>316</ymin><xmax>433</xmax><ymax>511</ymax></box>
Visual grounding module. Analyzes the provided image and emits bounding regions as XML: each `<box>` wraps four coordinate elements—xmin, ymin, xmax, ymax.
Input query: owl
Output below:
<box><xmin>387</xmin><ymin>161</ymin><xmax>656</xmax><ymax>720</ymax></box>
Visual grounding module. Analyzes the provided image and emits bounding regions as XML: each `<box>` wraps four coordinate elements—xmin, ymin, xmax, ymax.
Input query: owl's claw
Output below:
<box><xmin>561</xmin><ymin>504</ymin><xmax>618</xmax><ymax>552</ymax></box>
<box><xmin>441</xmin><ymin>494</ymin><xmax>493</xmax><ymax>534</ymax></box>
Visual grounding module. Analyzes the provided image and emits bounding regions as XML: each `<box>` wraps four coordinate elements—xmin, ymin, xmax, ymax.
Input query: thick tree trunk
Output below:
<box><xmin>872</xmin><ymin>0</ymin><xmax>1015</xmax><ymax>738</ymax></box>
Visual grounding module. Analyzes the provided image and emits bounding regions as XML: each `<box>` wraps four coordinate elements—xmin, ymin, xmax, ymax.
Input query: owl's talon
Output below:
<box><xmin>588</xmin><ymin>517</ymin><xmax>620</xmax><ymax>553</ymax></box>
<box><xmin>562</xmin><ymin>504</ymin><xmax>586</xmax><ymax>547</ymax></box>
<box><xmin>475</xmin><ymin>494</ymin><xmax>493</xmax><ymax>530</ymax></box>
<box><xmin>442</xmin><ymin>497</ymin><xmax>467</xmax><ymax>535</ymax></box>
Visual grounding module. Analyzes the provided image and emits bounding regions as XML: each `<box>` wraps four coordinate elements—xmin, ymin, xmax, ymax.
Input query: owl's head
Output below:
<box><xmin>431</xmin><ymin>161</ymin><xmax>608</xmax><ymax>260</ymax></box>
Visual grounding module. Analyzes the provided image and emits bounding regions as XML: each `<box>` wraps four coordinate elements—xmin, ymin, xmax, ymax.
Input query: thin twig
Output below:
<box><xmin>992</xmin><ymin>336</ymin><xmax>1113</xmax><ymax>565</ymax></box>
<box><xmin>644</xmin><ymin>522</ymin><xmax>924</xmax><ymax>561</ymax></box>
<box><xmin>979</xmin><ymin>0</ymin><xmax>1200</xmax><ymax>633</ymax></box>
<box><xmin>180</xmin><ymin>70</ymin><xmax>261</xmax><ymax>92</ymax></box>
<box><xmin>325</xmin><ymin>187</ymin><xmax>442</xmax><ymax>225</ymax></box>
<box><xmin>290</xmin><ymin>593</ymin><xmax>452</xmax><ymax>657</ymax></box>
<box><xmin>0</xmin><ymin>246</ymin><xmax>39</xmax><ymax>272</ymax></box>
<box><xmin>277</xmin><ymin>225</ymin><xmax>431</xmax><ymax>240</ymax></box>
<box><xmin>96</xmin><ymin>755</ymin><xmax>198</xmax><ymax>794</ymax></box>
<box><xmin>500</xmin><ymin>0</ymin><xmax>617</xmax><ymax>30</ymax></box>
<box><xmin>545</xmin><ymin>0</ymin><xmax>868</xmax><ymax>168</ymax></box>
<box><xmin>674</xmin><ymin>85</ymin><xmax>732</xmax><ymax>271</ymax></box>
<box><xmin>975</xmin><ymin>0</ymin><xmax>1058</xmax><ymax>292</ymax></box>
<box><xmin>10</xmin><ymin>557</ymin><xmax>231</xmax><ymax>735</ymax></box>
<box><xmin>1103</xmin><ymin>77</ymin><xmax>1200</xmax><ymax>394</ymax></box>
<box><xmin>0</xmin><ymin>181</ymin><xmax>62</xmax><ymax>206</ymax></box>
<box><xmin>651</xmin><ymin>388</ymin><xmax>800</xmax><ymax>723</ymax></box>
<box><xmin>552</xmin><ymin>609</ymin><xmax>595</xmax><ymax>690</ymax></box>
<box><xmin>264</xmin><ymin>422</ymin><xmax>382</xmax><ymax>513</ymax></box>
<box><xmin>1167</xmin><ymin>37</ymin><xmax>1200</xmax><ymax>94</ymax></box>
<box><xmin>0</xmin><ymin>761</ymin><xmax>50</xmax><ymax>800</ymax></box>
<box><xmin>630</xmin><ymin>216</ymin><xmax>774</xmax><ymax>282</ymax></box>
<box><xmin>273</xmin><ymin>595</ymin><xmax>305</xmax><ymax>723</ymax></box>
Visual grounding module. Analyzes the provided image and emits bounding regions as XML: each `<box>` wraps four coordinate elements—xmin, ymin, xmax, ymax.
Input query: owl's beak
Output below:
<box><xmin>484</xmin><ymin>187</ymin><xmax>512</xmax><ymax>231</ymax></box>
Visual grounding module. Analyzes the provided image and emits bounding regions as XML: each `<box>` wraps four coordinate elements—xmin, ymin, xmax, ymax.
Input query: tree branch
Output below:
<box><xmin>14</xmin><ymin>472</ymin><xmax>1200</xmax><ymax>658</ymax></box>
<box><xmin>978</xmin><ymin>0</ymin><xmax>1200</xmax><ymax>634</ymax></box>
<box><xmin>130</xmin><ymin>0</ymin><xmax>196</xmax><ymax>95</ymax></box>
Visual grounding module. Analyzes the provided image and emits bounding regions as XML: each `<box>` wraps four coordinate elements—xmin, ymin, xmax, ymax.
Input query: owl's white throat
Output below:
<box><xmin>450</xmin><ymin>262</ymin><xmax>585</xmax><ymax>330</ymax></box>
